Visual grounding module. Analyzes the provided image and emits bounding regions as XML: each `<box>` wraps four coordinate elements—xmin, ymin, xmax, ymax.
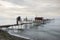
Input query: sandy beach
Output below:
<box><xmin>0</xmin><ymin>30</ymin><xmax>29</xmax><ymax>40</ymax></box>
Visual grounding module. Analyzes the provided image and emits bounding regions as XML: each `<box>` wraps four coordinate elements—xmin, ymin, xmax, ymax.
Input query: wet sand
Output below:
<box><xmin>0</xmin><ymin>30</ymin><xmax>29</xmax><ymax>40</ymax></box>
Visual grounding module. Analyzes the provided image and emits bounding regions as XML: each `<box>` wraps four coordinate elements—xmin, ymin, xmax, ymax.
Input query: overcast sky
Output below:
<box><xmin>0</xmin><ymin>0</ymin><xmax>60</xmax><ymax>25</ymax></box>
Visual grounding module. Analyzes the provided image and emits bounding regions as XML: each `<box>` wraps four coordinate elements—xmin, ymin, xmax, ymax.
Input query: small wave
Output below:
<box><xmin>8</xmin><ymin>31</ymin><xmax>30</xmax><ymax>40</ymax></box>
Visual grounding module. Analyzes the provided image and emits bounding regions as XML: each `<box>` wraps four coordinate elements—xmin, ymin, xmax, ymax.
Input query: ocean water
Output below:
<box><xmin>2</xmin><ymin>18</ymin><xmax>60</xmax><ymax>40</ymax></box>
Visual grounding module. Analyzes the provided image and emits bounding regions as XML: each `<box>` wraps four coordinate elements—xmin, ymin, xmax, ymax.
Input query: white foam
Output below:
<box><xmin>8</xmin><ymin>32</ymin><xmax>30</xmax><ymax>40</ymax></box>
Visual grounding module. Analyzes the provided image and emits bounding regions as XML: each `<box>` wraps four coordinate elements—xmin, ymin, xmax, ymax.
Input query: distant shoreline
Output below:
<box><xmin>0</xmin><ymin>29</ymin><xmax>29</xmax><ymax>40</ymax></box>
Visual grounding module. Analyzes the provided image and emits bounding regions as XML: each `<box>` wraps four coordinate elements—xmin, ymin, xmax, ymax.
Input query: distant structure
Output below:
<box><xmin>33</xmin><ymin>17</ymin><xmax>44</xmax><ymax>23</ymax></box>
<box><xmin>16</xmin><ymin>16</ymin><xmax>22</xmax><ymax>25</ymax></box>
<box><xmin>24</xmin><ymin>17</ymin><xmax>28</xmax><ymax>21</ymax></box>
<box><xmin>35</xmin><ymin>17</ymin><xmax>43</xmax><ymax>21</ymax></box>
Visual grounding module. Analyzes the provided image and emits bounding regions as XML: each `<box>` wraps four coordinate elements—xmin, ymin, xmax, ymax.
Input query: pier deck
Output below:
<box><xmin>0</xmin><ymin>23</ymin><xmax>32</xmax><ymax>28</ymax></box>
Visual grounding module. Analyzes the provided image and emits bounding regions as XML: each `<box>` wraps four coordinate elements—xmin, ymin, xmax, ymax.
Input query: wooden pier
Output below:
<box><xmin>0</xmin><ymin>23</ymin><xmax>32</xmax><ymax>28</ymax></box>
<box><xmin>0</xmin><ymin>16</ymin><xmax>50</xmax><ymax>28</ymax></box>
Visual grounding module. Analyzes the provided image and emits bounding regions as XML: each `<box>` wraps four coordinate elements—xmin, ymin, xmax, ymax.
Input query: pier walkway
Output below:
<box><xmin>0</xmin><ymin>23</ymin><xmax>32</xmax><ymax>28</ymax></box>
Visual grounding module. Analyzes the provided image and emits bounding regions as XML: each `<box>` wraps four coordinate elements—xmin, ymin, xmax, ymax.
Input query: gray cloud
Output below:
<box><xmin>0</xmin><ymin>0</ymin><xmax>60</xmax><ymax>17</ymax></box>
<box><xmin>5</xmin><ymin>0</ymin><xmax>60</xmax><ymax>15</ymax></box>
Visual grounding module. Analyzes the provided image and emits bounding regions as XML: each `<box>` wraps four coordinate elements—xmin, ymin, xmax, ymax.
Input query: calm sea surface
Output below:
<box><xmin>2</xmin><ymin>18</ymin><xmax>60</xmax><ymax>40</ymax></box>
